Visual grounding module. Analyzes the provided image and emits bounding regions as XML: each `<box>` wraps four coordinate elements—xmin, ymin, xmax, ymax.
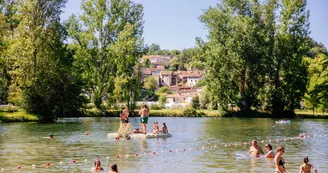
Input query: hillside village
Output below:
<box><xmin>140</xmin><ymin>55</ymin><xmax>204</xmax><ymax>108</ymax></box>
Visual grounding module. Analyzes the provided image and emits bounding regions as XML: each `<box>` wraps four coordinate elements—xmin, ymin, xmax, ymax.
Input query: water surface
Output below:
<box><xmin>0</xmin><ymin>117</ymin><xmax>327</xmax><ymax>172</ymax></box>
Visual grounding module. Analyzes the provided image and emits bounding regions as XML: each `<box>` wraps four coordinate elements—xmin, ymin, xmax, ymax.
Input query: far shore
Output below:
<box><xmin>1</xmin><ymin>108</ymin><xmax>328</xmax><ymax>123</ymax></box>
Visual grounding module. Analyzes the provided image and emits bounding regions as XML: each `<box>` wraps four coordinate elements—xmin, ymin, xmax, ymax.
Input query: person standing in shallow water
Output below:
<box><xmin>249</xmin><ymin>140</ymin><xmax>264</xmax><ymax>156</ymax></box>
<box><xmin>265</xmin><ymin>143</ymin><xmax>275</xmax><ymax>158</ymax></box>
<box><xmin>274</xmin><ymin>146</ymin><xmax>286</xmax><ymax>173</ymax></box>
<box><xmin>139</xmin><ymin>105</ymin><xmax>149</xmax><ymax>134</ymax></box>
<box><xmin>299</xmin><ymin>157</ymin><xmax>318</xmax><ymax>173</ymax></box>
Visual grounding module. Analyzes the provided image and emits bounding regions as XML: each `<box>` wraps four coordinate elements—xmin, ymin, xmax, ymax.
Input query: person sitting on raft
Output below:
<box><xmin>133</xmin><ymin>128</ymin><xmax>141</xmax><ymax>133</ymax></box>
<box><xmin>153</xmin><ymin>122</ymin><xmax>159</xmax><ymax>134</ymax></box>
<box><xmin>265</xmin><ymin>143</ymin><xmax>275</xmax><ymax>158</ymax></box>
<box><xmin>160</xmin><ymin>122</ymin><xmax>168</xmax><ymax>134</ymax></box>
<box><xmin>92</xmin><ymin>158</ymin><xmax>104</xmax><ymax>172</ymax></box>
<box><xmin>249</xmin><ymin>140</ymin><xmax>264</xmax><ymax>157</ymax></box>
<box><xmin>299</xmin><ymin>157</ymin><xmax>318</xmax><ymax>173</ymax></box>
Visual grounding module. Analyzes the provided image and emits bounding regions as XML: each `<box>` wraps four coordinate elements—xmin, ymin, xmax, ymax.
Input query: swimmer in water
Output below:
<box><xmin>249</xmin><ymin>140</ymin><xmax>264</xmax><ymax>156</ymax></box>
<box><xmin>109</xmin><ymin>164</ymin><xmax>119</xmax><ymax>173</ymax></box>
<box><xmin>92</xmin><ymin>158</ymin><xmax>104</xmax><ymax>172</ymax></box>
<box><xmin>43</xmin><ymin>134</ymin><xmax>53</xmax><ymax>139</ymax></box>
<box><xmin>265</xmin><ymin>143</ymin><xmax>275</xmax><ymax>158</ymax></box>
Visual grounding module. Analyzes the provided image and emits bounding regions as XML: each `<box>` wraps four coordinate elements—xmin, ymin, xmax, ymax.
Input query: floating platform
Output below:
<box><xmin>108</xmin><ymin>133</ymin><xmax>172</xmax><ymax>139</ymax></box>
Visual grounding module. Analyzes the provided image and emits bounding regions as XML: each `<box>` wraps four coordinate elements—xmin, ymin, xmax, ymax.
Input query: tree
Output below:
<box><xmin>159</xmin><ymin>93</ymin><xmax>167</xmax><ymax>106</ymax></box>
<box><xmin>143</xmin><ymin>76</ymin><xmax>157</xmax><ymax>91</ymax></box>
<box><xmin>148</xmin><ymin>43</ymin><xmax>160</xmax><ymax>55</ymax></box>
<box><xmin>199</xmin><ymin>88</ymin><xmax>210</xmax><ymax>109</ymax></box>
<box><xmin>196</xmin><ymin>0</ymin><xmax>310</xmax><ymax>115</ymax></box>
<box><xmin>191</xmin><ymin>96</ymin><xmax>201</xmax><ymax>109</ymax></box>
<box><xmin>4</xmin><ymin>0</ymin><xmax>84</xmax><ymax>120</ymax></box>
<box><xmin>169</xmin><ymin>56</ymin><xmax>179</xmax><ymax>71</ymax></box>
<box><xmin>66</xmin><ymin>0</ymin><xmax>145</xmax><ymax>111</ymax></box>
<box><xmin>158</xmin><ymin>86</ymin><xmax>170</xmax><ymax>94</ymax></box>
<box><xmin>143</xmin><ymin>58</ymin><xmax>151</xmax><ymax>68</ymax></box>
<box><xmin>303</xmin><ymin>53</ymin><xmax>328</xmax><ymax>115</ymax></box>
<box><xmin>0</xmin><ymin>0</ymin><xmax>19</xmax><ymax>104</ymax></box>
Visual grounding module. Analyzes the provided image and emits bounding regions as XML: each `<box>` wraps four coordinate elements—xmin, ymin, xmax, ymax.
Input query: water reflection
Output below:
<box><xmin>0</xmin><ymin>117</ymin><xmax>327</xmax><ymax>172</ymax></box>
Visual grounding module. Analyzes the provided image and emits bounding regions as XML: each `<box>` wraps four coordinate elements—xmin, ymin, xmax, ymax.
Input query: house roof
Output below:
<box><xmin>174</xmin><ymin>70</ymin><xmax>204</xmax><ymax>77</ymax></box>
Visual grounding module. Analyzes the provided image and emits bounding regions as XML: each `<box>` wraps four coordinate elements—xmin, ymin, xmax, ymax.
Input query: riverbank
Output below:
<box><xmin>0</xmin><ymin>110</ymin><xmax>40</xmax><ymax>122</ymax></box>
<box><xmin>1</xmin><ymin>108</ymin><xmax>327</xmax><ymax>123</ymax></box>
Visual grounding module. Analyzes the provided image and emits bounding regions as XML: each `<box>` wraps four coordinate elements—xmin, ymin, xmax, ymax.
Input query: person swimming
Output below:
<box><xmin>43</xmin><ymin>134</ymin><xmax>53</xmax><ymax>139</ymax></box>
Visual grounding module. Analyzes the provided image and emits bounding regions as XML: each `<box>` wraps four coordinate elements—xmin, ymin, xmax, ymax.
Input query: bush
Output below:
<box><xmin>23</xmin><ymin>68</ymin><xmax>85</xmax><ymax>121</ymax></box>
<box><xmin>191</xmin><ymin>96</ymin><xmax>201</xmax><ymax>109</ymax></box>
<box><xmin>151</xmin><ymin>104</ymin><xmax>163</xmax><ymax>110</ymax></box>
<box><xmin>183</xmin><ymin>108</ymin><xmax>197</xmax><ymax>117</ymax></box>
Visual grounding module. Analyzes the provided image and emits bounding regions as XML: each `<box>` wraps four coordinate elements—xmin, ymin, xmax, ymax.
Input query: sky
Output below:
<box><xmin>61</xmin><ymin>0</ymin><xmax>328</xmax><ymax>50</ymax></box>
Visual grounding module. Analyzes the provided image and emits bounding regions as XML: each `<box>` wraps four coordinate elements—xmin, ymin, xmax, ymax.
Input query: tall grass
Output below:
<box><xmin>0</xmin><ymin>110</ymin><xmax>40</xmax><ymax>122</ymax></box>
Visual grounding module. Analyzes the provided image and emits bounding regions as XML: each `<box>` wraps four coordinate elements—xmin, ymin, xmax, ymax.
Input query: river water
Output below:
<box><xmin>0</xmin><ymin>117</ymin><xmax>327</xmax><ymax>173</ymax></box>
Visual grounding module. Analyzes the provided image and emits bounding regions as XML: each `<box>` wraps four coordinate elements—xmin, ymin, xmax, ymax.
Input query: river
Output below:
<box><xmin>0</xmin><ymin>117</ymin><xmax>327</xmax><ymax>172</ymax></box>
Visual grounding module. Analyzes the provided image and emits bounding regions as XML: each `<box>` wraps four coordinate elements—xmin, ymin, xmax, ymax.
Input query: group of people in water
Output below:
<box><xmin>119</xmin><ymin>104</ymin><xmax>169</xmax><ymax>135</ymax></box>
<box><xmin>249</xmin><ymin>140</ymin><xmax>318</xmax><ymax>173</ymax></box>
<box><xmin>92</xmin><ymin>158</ymin><xmax>118</xmax><ymax>173</ymax></box>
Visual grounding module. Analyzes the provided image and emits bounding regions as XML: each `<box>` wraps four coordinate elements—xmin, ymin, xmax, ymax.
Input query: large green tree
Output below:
<box><xmin>66</xmin><ymin>0</ymin><xmax>145</xmax><ymax>111</ymax></box>
<box><xmin>3</xmin><ymin>0</ymin><xmax>84</xmax><ymax>121</ymax></box>
<box><xmin>196</xmin><ymin>0</ymin><xmax>310</xmax><ymax>115</ymax></box>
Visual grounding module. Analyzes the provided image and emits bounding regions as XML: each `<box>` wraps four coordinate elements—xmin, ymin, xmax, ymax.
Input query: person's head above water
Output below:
<box><xmin>110</xmin><ymin>164</ymin><xmax>118</xmax><ymax>172</ymax></box>
<box><xmin>49</xmin><ymin>134</ymin><xmax>53</xmax><ymax>138</ymax></box>
<box><xmin>252</xmin><ymin>140</ymin><xmax>258</xmax><ymax>146</ymax></box>
<box><xmin>265</xmin><ymin>143</ymin><xmax>272</xmax><ymax>150</ymax></box>
<box><xmin>303</xmin><ymin>157</ymin><xmax>309</xmax><ymax>164</ymax></box>
<box><xmin>94</xmin><ymin>159</ymin><xmax>101</xmax><ymax>167</ymax></box>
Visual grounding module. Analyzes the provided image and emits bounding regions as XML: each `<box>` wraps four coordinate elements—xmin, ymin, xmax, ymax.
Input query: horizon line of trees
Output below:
<box><xmin>1</xmin><ymin>0</ymin><xmax>328</xmax><ymax>121</ymax></box>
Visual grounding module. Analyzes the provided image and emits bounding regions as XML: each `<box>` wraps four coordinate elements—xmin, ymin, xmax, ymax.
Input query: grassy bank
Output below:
<box><xmin>295</xmin><ymin>110</ymin><xmax>328</xmax><ymax>119</ymax></box>
<box><xmin>0</xmin><ymin>110</ymin><xmax>40</xmax><ymax>122</ymax></box>
<box><xmin>149</xmin><ymin>109</ymin><xmax>220</xmax><ymax>117</ymax></box>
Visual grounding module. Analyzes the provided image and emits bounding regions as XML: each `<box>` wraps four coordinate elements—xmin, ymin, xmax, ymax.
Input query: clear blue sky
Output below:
<box><xmin>61</xmin><ymin>0</ymin><xmax>328</xmax><ymax>50</ymax></box>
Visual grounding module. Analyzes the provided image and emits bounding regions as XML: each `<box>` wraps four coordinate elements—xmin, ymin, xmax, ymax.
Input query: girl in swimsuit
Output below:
<box><xmin>153</xmin><ymin>122</ymin><xmax>159</xmax><ymax>134</ymax></box>
<box><xmin>92</xmin><ymin>159</ymin><xmax>104</xmax><ymax>172</ymax></box>
<box><xmin>274</xmin><ymin>146</ymin><xmax>286</xmax><ymax>173</ymax></box>
<box><xmin>299</xmin><ymin>157</ymin><xmax>318</xmax><ymax>173</ymax></box>
<box><xmin>161</xmin><ymin>122</ymin><xmax>168</xmax><ymax>134</ymax></box>
<box><xmin>265</xmin><ymin>143</ymin><xmax>275</xmax><ymax>158</ymax></box>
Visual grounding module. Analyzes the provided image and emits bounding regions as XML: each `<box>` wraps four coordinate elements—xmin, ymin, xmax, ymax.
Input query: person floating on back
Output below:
<box><xmin>299</xmin><ymin>157</ymin><xmax>318</xmax><ymax>173</ymax></box>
